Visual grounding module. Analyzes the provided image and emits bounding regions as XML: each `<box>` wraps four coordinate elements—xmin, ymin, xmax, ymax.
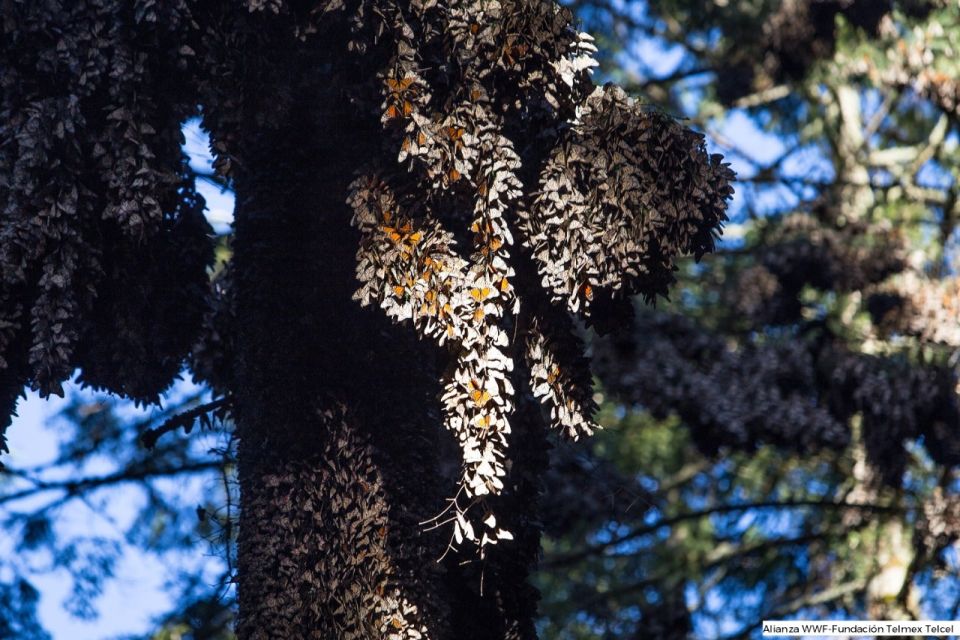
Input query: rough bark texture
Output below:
<box><xmin>228</xmin><ymin>72</ymin><xmax>452</xmax><ymax>637</ymax></box>
<box><xmin>232</xmin><ymin>142</ymin><xmax>548</xmax><ymax>639</ymax></box>
<box><xmin>225</xmin><ymin>58</ymin><xmax>548</xmax><ymax>635</ymax></box>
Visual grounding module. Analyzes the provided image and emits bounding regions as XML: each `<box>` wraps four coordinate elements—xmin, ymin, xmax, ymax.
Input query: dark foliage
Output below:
<box><xmin>0</xmin><ymin>0</ymin><xmax>214</xmax><ymax>443</ymax></box>
<box><xmin>595</xmin><ymin>310</ymin><xmax>960</xmax><ymax>488</ymax></box>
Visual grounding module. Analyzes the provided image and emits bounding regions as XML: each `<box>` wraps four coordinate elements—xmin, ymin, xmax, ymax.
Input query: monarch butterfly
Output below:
<box><xmin>470</xmin><ymin>388</ymin><xmax>492</xmax><ymax>407</ymax></box>
<box><xmin>470</xmin><ymin>379</ymin><xmax>490</xmax><ymax>407</ymax></box>
<box><xmin>470</xmin><ymin>287</ymin><xmax>492</xmax><ymax>302</ymax></box>
<box><xmin>479</xmin><ymin>238</ymin><xmax>503</xmax><ymax>256</ymax></box>
<box><xmin>547</xmin><ymin>365</ymin><xmax>560</xmax><ymax>385</ymax></box>
<box><xmin>502</xmin><ymin>42</ymin><xmax>529</xmax><ymax>66</ymax></box>
<box><xmin>471</xmin><ymin>219</ymin><xmax>495</xmax><ymax>236</ymax></box>
<box><xmin>385</xmin><ymin>76</ymin><xmax>414</xmax><ymax>93</ymax></box>
<box><xmin>385</xmin><ymin>101</ymin><xmax>414</xmax><ymax>120</ymax></box>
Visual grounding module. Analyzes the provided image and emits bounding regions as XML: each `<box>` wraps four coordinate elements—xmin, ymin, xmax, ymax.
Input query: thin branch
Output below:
<box><xmin>190</xmin><ymin>167</ymin><xmax>234</xmax><ymax>193</ymax></box>
<box><xmin>863</xmin><ymin>89</ymin><xmax>900</xmax><ymax>141</ymax></box>
<box><xmin>734</xmin><ymin>85</ymin><xmax>791</xmax><ymax>109</ymax></box>
<box><xmin>633</xmin><ymin>66</ymin><xmax>714</xmax><ymax>91</ymax></box>
<box><xmin>0</xmin><ymin>460</ymin><xmax>221</xmax><ymax>507</ymax></box>
<box><xmin>544</xmin><ymin>499</ymin><xmax>904</xmax><ymax>569</ymax></box>
<box><xmin>561</xmin><ymin>530</ymin><xmax>833</xmax><ymax>603</ymax></box>
<box><xmin>140</xmin><ymin>396</ymin><xmax>231</xmax><ymax>450</ymax></box>
<box><xmin>726</xmin><ymin>579</ymin><xmax>867</xmax><ymax>640</ymax></box>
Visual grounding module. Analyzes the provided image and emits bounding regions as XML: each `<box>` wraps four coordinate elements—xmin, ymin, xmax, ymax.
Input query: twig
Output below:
<box><xmin>139</xmin><ymin>396</ymin><xmax>231</xmax><ymax>450</ymax></box>
<box><xmin>0</xmin><ymin>460</ymin><xmax>221</xmax><ymax>507</ymax></box>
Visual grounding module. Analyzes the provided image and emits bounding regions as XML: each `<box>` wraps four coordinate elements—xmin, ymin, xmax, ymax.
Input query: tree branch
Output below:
<box><xmin>544</xmin><ymin>500</ymin><xmax>904</xmax><ymax>569</ymax></box>
<box><xmin>726</xmin><ymin>579</ymin><xmax>867</xmax><ymax>640</ymax></box>
<box><xmin>0</xmin><ymin>460</ymin><xmax>222</xmax><ymax>508</ymax></box>
<box><xmin>139</xmin><ymin>396</ymin><xmax>231</xmax><ymax>450</ymax></box>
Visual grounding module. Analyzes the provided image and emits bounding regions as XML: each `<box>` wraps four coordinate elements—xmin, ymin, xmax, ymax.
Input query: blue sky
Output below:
<box><xmin>6</xmin><ymin>393</ymin><xmax>178</xmax><ymax>638</ymax></box>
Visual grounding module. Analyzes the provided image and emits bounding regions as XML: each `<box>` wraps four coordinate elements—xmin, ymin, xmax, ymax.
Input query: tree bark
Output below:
<box><xmin>227</xmin><ymin>66</ymin><xmax>456</xmax><ymax>635</ymax></box>
<box><xmin>220</xmin><ymin>15</ymin><xmax>547</xmax><ymax>638</ymax></box>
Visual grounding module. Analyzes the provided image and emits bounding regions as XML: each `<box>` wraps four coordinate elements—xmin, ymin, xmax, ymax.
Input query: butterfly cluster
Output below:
<box><xmin>235</xmin><ymin>401</ymin><xmax>434</xmax><ymax>640</ymax></box>
<box><xmin>595</xmin><ymin>310</ymin><xmax>960</xmax><ymax>488</ymax></box>
<box><xmin>0</xmin><ymin>0</ymin><xmax>214</xmax><ymax>457</ymax></box>
<box><xmin>871</xmin><ymin>273</ymin><xmax>960</xmax><ymax>347</ymax></box>
<box><xmin>0</xmin><ymin>0</ymin><xmax>734</xmax><ymax>561</ymax></box>
<box><xmin>523</xmin><ymin>85</ymin><xmax>734</xmax><ymax>314</ymax></box>
<box><xmin>727</xmin><ymin>213</ymin><xmax>907</xmax><ymax>327</ymax></box>
<box><xmin>347</xmin><ymin>0</ymin><xmax>734</xmax><ymax>552</ymax></box>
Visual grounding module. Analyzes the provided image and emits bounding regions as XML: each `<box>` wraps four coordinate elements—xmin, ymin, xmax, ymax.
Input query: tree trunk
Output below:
<box><xmin>227</xmin><ymin>81</ymin><xmax>456</xmax><ymax>637</ymax></box>
<box><xmin>218</xmin><ymin>13</ymin><xmax>547</xmax><ymax>636</ymax></box>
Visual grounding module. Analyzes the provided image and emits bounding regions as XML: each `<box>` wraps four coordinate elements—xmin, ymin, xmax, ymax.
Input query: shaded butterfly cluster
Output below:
<box><xmin>915</xmin><ymin>487</ymin><xmax>960</xmax><ymax>569</ymax></box>
<box><xmin>0</xmin><ymin>0</ymin><xmax>214</xmax><ymax>456</ymax></box>
<box><xmin>595</xmin><ymin>312</ymin><xmax>850</xmax><ymax>455</ymax></box>
<box><xmin>594</xmin><ymin>311</ymin><xmax>960</xmax><ymax>488</ymax></box>
<box><xmin>727</xmin><ymin>213</ymin><xmax>906</xmax><ymax>327</ymax></box>
<box><xmin>345</xmin><ymin>0</ymin><xmax>733</xmax><ymax>550</ymax></box>
<box><xmin>824</xmin><ymin>347</ymin><xmax>960</xmax><ymax>485</ymax></box>
<box><xmin>697</xmin><ymin>0</ymin><xmax>938</xmax><ymax>104</ymax></box>
<box><xmin>237</xmin><ymin>402</ymin><xmax>437</xmax><ymax>640</ymax></box>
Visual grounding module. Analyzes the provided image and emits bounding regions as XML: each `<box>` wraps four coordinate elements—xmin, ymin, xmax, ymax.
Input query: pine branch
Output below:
<box><xmin>544</xmin><ymin>499</ymin><xmax>904</xmax><ymax>569</ymax></box>
<box><xmin>725</xmin><ymin>579</ymin><xmax>868</xmax><ymax>640</ymax></box>
<box><xmin>139</xmin><ymin>396</ymin><xmax>231</xmax><ymax>450</ymax></box>
<box><xmin>0</xmin><ymin>460</ymin><xmax>221</xmax><ymax>507</ymax></box>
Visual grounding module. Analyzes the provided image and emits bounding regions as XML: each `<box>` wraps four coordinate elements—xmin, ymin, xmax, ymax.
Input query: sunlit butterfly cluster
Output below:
<box><xmin>525</xmin><ymin>316</ymin><xmax>597</xmax><ymax>441</ymax></box>
<box><xmin>876</xmin><ymin>272</ymin><xmax>960</xmax><ymax>348</ymax></box>
<box><xmin>523</xmin><ymin>85</ymin><xmax>734</xmax><ymax>315</ymax></box>
<box><xmin>351</xmin><ymin>16</ymin><xmax>604</xmax><ymax>552</ymax></box>
<box><xmin>347</xmin><ymin>0</ymin><xmax>734</xmax><ymax>556</ymax></box>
